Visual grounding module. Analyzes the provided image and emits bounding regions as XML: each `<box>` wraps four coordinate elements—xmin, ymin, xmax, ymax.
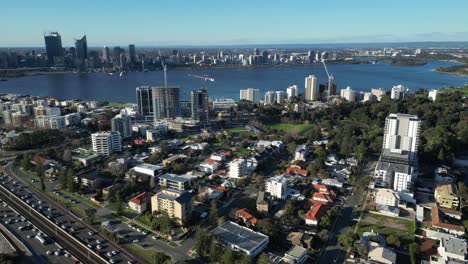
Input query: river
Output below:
<box><xmin>0</xmin><ymin>60</ymin><xmax>466</xmax><ymax>102</ymax></box>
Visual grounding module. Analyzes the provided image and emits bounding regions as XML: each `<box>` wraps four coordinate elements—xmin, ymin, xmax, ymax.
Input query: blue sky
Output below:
<box><xmin>2</xmin><ymin>0</ymin><xmax>468</xmax><ymax>47</ymax></box>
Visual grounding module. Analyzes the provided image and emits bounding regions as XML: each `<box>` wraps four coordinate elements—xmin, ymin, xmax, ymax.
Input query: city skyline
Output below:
<box><xmin>2</xmin><ymin>0</ymin><xmax>468</xmax><ymax>47</ymax></box>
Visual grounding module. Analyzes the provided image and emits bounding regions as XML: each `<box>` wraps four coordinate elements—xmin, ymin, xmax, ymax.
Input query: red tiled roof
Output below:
<box><xmin>235</xmin><ymin>208</ymin><xmax>258</xmax><ymax>226</ymax></box>
<box><xmin>216</xmin><ymin>186</ymin><xmax>228</xmax><ymax>192</ymax></box>
<box><xmin>129</xmin><ymin>192</ymin><xmax>148</xmax><ymax>205</ymax></box>
<box><xmin>305</xmin><ymin>203</ymin><xmax>326</xmax><ymax>221</ymax></box>
<box><xmin>313</xmin><ymin>184</ymin><xmax>330</xmax><ymax>194</ymax></box>
<box><xmin>312</xmin><ymin>192</ymin><xmax>333</xmax><ymax>203</ymax></box>
<box><xmin>219</xmin><ymin>151</ymin><xmax>232</xmax><ymax>157</ymax></box>
<box><xmin>286</xmin><ymin>166</ymin><xmax>308</xmax><ymax>176</ymax></box>
<box><xmin>205</xmin><ymin>158</ymin><xmax>220</xmax><ymax>164</ymax></box>
<box><xmin>431</xmin><ymin>206</ymin><xmax>465</xmax><ymax>232</ymax></box>
<box><xmin>31</xmin><ymin>156</ymin><xmax>49</xmax><ymax>166</ymax></box>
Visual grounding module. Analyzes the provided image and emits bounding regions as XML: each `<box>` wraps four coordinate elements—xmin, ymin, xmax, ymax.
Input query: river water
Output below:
<box><xmin>0</xmin><ymin>60</ymin><xmax>466</xmax><ymax>102</ymax></box>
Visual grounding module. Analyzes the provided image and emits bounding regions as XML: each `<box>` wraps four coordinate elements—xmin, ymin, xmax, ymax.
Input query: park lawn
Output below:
<box><xmin>267</xmin><ymin>123</ymin><xmax>314</xmax><ymax>135</ymax></box>
<box><xmin>125</xmin><ymin>243</ymin><xmax>170</xmax><ymax>264</ymax></box>
<box><xmin>440</xmin><ymin>86</ymin><xmax>468</xmax><ymax>96</ymax></box>
<box><xmin>108</xmin><ymin>101</ymin><xmax>134</xmax><ymax>107</ymax></box>
<box><xmin>356</xmin><ymin>212</ymin><xmax>415</xmax><ymax>245</ymax></box>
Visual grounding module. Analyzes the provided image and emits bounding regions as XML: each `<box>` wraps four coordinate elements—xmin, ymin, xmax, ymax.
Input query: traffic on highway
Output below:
<box><xmin>0</xmin><ymin>172</ymin><xmax>136</xmax><ymax>264</ymax></box>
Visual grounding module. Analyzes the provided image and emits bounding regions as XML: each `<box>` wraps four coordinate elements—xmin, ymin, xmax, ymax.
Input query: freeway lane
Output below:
<box><xmin>0</xmin><ymin>185</ymin><xmax>104</xmax><ymax>264</ymax></box>
<box><xmin>6</xmin><ymin>164</ymin><xmax>146</xmax><ymax>264</ymax></box>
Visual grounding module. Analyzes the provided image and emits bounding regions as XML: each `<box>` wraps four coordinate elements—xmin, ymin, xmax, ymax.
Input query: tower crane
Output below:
<box><xmin>188</xmin><ymin>74</ymin><xmax>215</xmax><ymax>128</ymax></box>
<box><xmin>321</xmin><ymin>60</ymin><xmax>335</xmax><ymax>97</ymax></box>
<box><xmin>158</xmin><ymin>50</ymin><xmax>167</xmax><ymax>87</ymax></box>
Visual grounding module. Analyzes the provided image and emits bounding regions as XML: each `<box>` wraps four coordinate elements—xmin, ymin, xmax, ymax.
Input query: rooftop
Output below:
<box><xmin>135</xmin><ymin>163</ymin><xmax>162</xmax><ymax>171</ymax></box>
<box><xmin>211</xmin><ymin>221</ymin><xmax>268</xmax><ymax>253</ymax></box>
<box><xmin>160</xmin><ymin>173</ymin><xmax>195</xmax><ymax>183</ymax></box>
<box><xmin>154</xmin><ymin>189</ymin><xmax>192</xmax><ymax>204</ymax></box>
<box><xmin>440</xmin><ymin>237</ymin><xmax>467</xmax><ymax>256</ymax></box>
<box><xmin>285</xmin><ymin>245</ymin><xmax>307</xmax><ymax>258</ymax></box>
<box><xmin>129</xmin><ymin>192</ymin><xmax>148</xmax><ymax>205</ymax></box>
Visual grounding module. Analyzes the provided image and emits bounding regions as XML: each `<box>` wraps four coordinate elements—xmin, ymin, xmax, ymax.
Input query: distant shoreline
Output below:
<box><xmin>0</xmin><ymin>59</ymin><xmax>375</xmax><ymax>79</ymax></box>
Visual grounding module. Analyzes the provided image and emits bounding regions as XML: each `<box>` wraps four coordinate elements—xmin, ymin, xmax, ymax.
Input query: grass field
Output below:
<box><xmin>108</xmin><ymin>102</ymin><xmax>134</xmax><ymax>107</ymax></box>
<box><xmin>440</xmin><ymin>86</ymin><xmax>468</xmax><ymax>96</ymax></box>
<box><xmin>267</xmin><ymin>123</ymin><xmax>315</xmax><ymax>135</ymax></box>
<box><xmin>125</xmin><ymin>243</ymin><xmax>170</xmax><ymax>264</ymax></box>
<box><xmin>356</xmin><ymin>212</ymin><xmax>415</xmax><ymax>245</ymax></box>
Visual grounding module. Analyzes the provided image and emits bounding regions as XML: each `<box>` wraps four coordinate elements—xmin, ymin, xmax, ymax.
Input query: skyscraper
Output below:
<box><xmin>253</xmin><ymin>48</ymin><xmax>260</xmax><ymax>56</ymax></box>
<box><xmin>191</xmin><ymin>88</ymin><xmax>208</xmax><ymax>124</ymax></box>
<box><xmin>276</xmin><ymin>91</ymin><xmax>286</xmax><ymax>104</ymax></box>
<box><xmin>327</xmin><ymin>82</ymin><xmax>337</xmax><ymax>96</ymax></box>
<box><xmin>136</xmin><ymin>86</ymin><xmax>153</xmax><ymax>120</ymax></box>
<box><xmin>44</xmin><ymin>32</ymin><xmax>63</xmax><ymax>65</ymax></box>
<box><xmin>75</xmin><ymin>35</ymin><xmax>88</xmax><ymax>60</ymax></box>
<box><xmin>305</xmin><ymin>75</ymin><xmax>318</xmax><ymax>101</ymax></box>
<box><xmin>75</xmin><ymin>35</ymin><xmax>88</xmax><ymax>71</ymax></box>
<box><xmin>129</xmin><ymin>44</ymin><xmax>136</xmax><ymax>63</ymax></box>
<box><xmin>153</xmin><ymin>86</ymin><xmax>180</xmax><ymax>120</ymax></box>
<box><xmin>102</xmin><ymin>46</ymin><xmax>110</xmax><ymax>63</ymax></box>
<box><xmin>113</xmin><ymin>46</ymin><xmax>122</xmax><ymax>63</ymax></box>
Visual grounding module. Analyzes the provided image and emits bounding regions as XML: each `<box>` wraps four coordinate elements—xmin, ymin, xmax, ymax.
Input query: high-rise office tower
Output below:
<box><xmin>253</xmin><ymin>48</ymin><xmax>260</xmax><ymax>56</ymax></box>
<box><xmin>44</xmin><ymin>32</ymin><xmax>63</xmax><ymax>65</ymax></box>
<box><xmin>153</xmin><ymin>86</ymin><xmax>180</xmax><ymax>120</ymax></box>
<box><xmin>287</xmin><ymin>85</ymin><xmax>299</xmax><ymax>99</ymax></box>
<box><xmin>307</xmin><ymin>50</ymin><xmax>315</xmax><ymax>63</ymax></box>
<box><xmin>136</xmin><ymin>86</ymin><xmax>153</xmax><ymax>120</ymax></box>
<box><xmin>262</xmin><ymin>51</ymin><xmax>268</xmax><ymax>63</ymax></box>
<box><xmin>305</xmin><ymin>75</ymin><xmax>318</xmax><ymax>101</ymax></box>
<box><xmin>239</xmin><ymin>88</ymin><xmax>260</xmax><ymax>104</ymax></box>
<box><xmin>75</xmin><ymin>35</ymin><xmax>88</xmax><ymax>60</ymax></box>
<box><xmin>113</xmin><ymin>46</ymin><xmax>122</xmax><ymax>62</ymax></box>
<box><xmin>191</xmin><ymin>88</ymin><xmax>208</xmax><ymax>124</ymax></box>
<box><xmin>129</xmin><ymin>44</ymin><xmax>136</xmax><ymax>63</ymax></box>
<box><xmin>264</xmin><ymin>91</ymin><xmax>277</xmax><ymax>105</ymax></box>
<box><xmin>102</xmin><ymin>46</ymin><xmax>110</xmax><ymax>63</ymax></box>
<box><xmin>111</xmin><ymin>114</ymin><xmax>132</xmax><ymax>139</ymax></box>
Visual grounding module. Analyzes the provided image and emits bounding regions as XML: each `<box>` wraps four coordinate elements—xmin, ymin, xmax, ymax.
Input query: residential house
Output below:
<box><xmin>128</xmin><ymin>192</ymin><xmax>150</xmax><ymax>214</ymax></box>
<box><xmin>234</xmin><ymin>208</ymin><xmax>258</xmax><ymax>227</ymax></box>
<box><xmin>305</xmin><ymin>203</ymin><xmax>326</xmax><ymax>226</ymax></box>
<box><xmin>256</xmin><ymin>191</ymin><xmax>269</xmax><ymax>213</ymax></box>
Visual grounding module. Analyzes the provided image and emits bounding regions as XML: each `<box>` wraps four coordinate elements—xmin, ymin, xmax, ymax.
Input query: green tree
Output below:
<box><xmin>194</xmin><ymin>228</ymin><xmax>211</xmax><ymax>257</ymax></box>
<box><xmin>338</xmin><ymin>231</ymin><xmax>356</xmax><ymax>249</ymax></box>
<box><xmin>209</xmin><ymin>200</ymin><xmax>218</xmax><ymax>226</ymax></box>
<box><xmin>386</xmin><ymin>234</ymin><xmax>401</xmax><ymax>247</ymax></box>
<box><xmin>409</xmin><ymin>242</ymin><xmax>418</xmax><ymax>264</ymax></box>
<box><xmin>153</xmin><ymin>251</ymin><xmax>172</xmax><ymax>264</ymax></box>
<box><xmin>256</xmin><ymin>253</ymin><xmax>269</xmax><ymax>264</ymax></box>
<box><xmin>209</xmin><ymin>238</ymin><xmax>222</xmax><ymax>262</ymax></box>
<box><xmin>221</xmin><ymin>249</ymin><xmax>235</xmax><ymax>264</ymax></box>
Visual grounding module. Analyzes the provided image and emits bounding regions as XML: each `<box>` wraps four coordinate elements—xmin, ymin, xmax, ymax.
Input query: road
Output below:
<box><xmin>318</xmin><ymin>160</ymin><xmax>377</xmax><ymax>264</ymax></box>
<box><xmin>4</xmin><ymin>163</ymin><xmax>142</xmax><ymax>264</ymax></box>
<box><xmin>8</xmin><ymin>161</ymin><xmax>200</xmax><ymax>263</ymax></box>
<box><xmin>318</xmin><ymin>191</ymin><xmax>360</xmax><ymax>264</ymax></box>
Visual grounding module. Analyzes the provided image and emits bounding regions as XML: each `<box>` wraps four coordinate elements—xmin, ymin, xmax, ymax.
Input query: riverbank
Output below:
<box><xmin>0</xmin><ymin>59</ymin><xmax>374</xmax><ymax>79</ymax></box>
<box><xmin>435</xmin><ymin>64</ymin><xmax>468</xmax><ymax>76</ymax></box>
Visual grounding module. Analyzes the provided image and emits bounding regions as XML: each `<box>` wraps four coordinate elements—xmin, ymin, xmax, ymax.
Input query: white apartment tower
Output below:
<box><xmin>240</xmin><ymin>88</ymin><xmax>260</xmax><ymax>104</ymax></box>
<box><xmin>91</xmin><ymin>131</ymin><xmax>122</xmax><ymax>155</ymax></box>
<box><xmin>265</xmin><ymin>176</ymin><xmax>288</xmax><ymax>200</ymax></box>
<box><xmin>264</xmin><ymin>91</ymin><xmax>276</xmax><ymax>105</ymax></box>
<box><xmin>228</xmin><ymin>158</ymin><xmax>247</xmax><ymax>178</ymax></box>
<box><xmin>305</xmin><ymin>75</ymin><xmax>318</xmax><ymax>101</ymax></box>
<box><xmin>286</xmin><ymin>85</ymin><xmax>299</xmax><ymax>99</ymax></box>
<box><xmin>382</xmin><ymin>113</ymin><xmax>420</xmax><ymax>162</ymax></box>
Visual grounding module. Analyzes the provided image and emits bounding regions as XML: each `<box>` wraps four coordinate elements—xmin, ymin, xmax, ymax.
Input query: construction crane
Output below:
<box><xmin>158</xmin><ymin>50</ymin><xmax>167</xmax><ymax>87</ymax></box>
<box><xmin>188</xmin><ymin>74</ymin><xmax>215</xmax><ymax>128</ymax></box>
<box><xmin>321</xmin><ymin>60</ymin><xmax>335</xmax><ymax>97</ymax></box>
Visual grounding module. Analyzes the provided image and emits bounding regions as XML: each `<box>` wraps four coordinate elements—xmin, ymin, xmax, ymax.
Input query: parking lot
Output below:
<box><xmin>0</xmin><ymin>173</ymin><xmax>136</xmax><ymax>264</ymax></box>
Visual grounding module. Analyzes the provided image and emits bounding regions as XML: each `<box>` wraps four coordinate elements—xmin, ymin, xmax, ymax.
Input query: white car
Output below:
<box><xmin>96</xmin><ymin>245</ymin><xmax>102</xmax><ymax>250</ymax></box>
<box><xmin>88</xmin><ymin>231</ymin><xmax>94</xmax><ymax>236</ymax></box>
<box><xmin>111</xmin><ymin>250</ymin><xmax>118</xmax><ymax>255</ymax></box>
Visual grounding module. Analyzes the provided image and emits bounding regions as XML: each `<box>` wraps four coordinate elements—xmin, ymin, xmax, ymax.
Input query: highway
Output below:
<box><xmin>2</xmin><ymin>162</ymin><xmax>143</xmax><ymax>264</ymax></box>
